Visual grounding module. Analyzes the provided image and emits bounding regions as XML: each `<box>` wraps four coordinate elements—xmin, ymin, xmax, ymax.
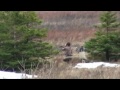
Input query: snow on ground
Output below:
<box><xmin>0</xmin><ymin>71</ymin><xmax>37</xmax><ymax>79</ymax></box>
<box><xmin>74</xmin><ymin>62</ymin><xmax>120</xmax><ymax>69</ymax></box>
<box><xmin>1</xmin><ymin>62</ymin><xmax>120</xmax><ymax>79</ymax></box>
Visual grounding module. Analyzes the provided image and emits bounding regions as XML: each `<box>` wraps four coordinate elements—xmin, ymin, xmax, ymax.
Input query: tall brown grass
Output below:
<box><xmin>28</xmin><ymin>55</ymin><xmax>120</xmax><ymax>79</ymax></box>
<box><xmin>44</xmin><ymin>29</ymin><xmax>96</xmax><ymax>46</ymax></box>
<box><xmin>32</xmin><ymin>62</ymin><xmax>120</xmax><ymax>79</ymax></box>
<box><xmin>29</xmin><ymin>11</ymin><xmax>120</xmax><ymax>79</ymax></box>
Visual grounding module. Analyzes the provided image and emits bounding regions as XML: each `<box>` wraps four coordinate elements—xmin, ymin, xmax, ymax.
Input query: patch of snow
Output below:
<box><xmin>0</xmin><ymin>71</ymin><xmax>37</xmax><ymax>79</ymax></box>
<box><xmin>74</xmin><ymin>62</ymin><xmax>120</xmax><ymax>69</ymax></box>
<box><xmin>102</xmin><ymin>63</ymin><xmax>120</xmax><ymax>67</ymax></box>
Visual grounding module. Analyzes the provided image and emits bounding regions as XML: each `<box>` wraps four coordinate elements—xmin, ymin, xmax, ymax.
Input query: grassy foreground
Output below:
<box><xmin>30</xmin><ymin>61</ymin><xmax>120</xmax><ymax>79</ymax></box>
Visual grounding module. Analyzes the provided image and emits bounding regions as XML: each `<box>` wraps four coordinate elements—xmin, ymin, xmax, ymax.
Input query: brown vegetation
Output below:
<box><xmin>30</xmin><ymin>11</ymin><xmax>120</xmax><ymax>79</ymax></box>
<box><xmin>38</xmin><ymin>11</ymin><xmax>120</xmax><ymax>45</ymax></box>
<box><xmin>33</xmin><ymin>63</ymin><xmax>120</xmax><ymax>79</ymax></box>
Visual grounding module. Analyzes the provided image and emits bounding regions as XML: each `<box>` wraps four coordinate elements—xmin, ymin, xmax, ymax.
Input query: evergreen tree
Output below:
<box><xmin>85</xmin><ymin>11</ymin><xmax>120</xmax><ymax>61</ymax></box>
<box><xmin>0</xmin><ymin>11</ymin><xmax>58</xmax><ymax>71</ymax></box>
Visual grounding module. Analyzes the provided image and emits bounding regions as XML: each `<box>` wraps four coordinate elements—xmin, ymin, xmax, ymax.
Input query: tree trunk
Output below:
<box><xmin>106</xmin><ymin>50</ymin><xmax>110</xmax><ymax>61</ymax></box>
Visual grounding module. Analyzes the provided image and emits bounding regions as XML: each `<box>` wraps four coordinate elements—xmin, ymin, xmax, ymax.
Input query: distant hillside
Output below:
<box><xmin>37</xmin><ymin>11</ymin><xmax>120</xmax><ymax>45</ymax></box>
<box><xmin>38</xmin><ymin>11</ymin><xmax>120</xmax><ymax>31</ymax></box>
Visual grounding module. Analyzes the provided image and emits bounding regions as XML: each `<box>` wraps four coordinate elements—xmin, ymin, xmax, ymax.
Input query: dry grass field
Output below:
<box><xmin>32</xmin><ymin>62</ymin><xmax>120</xmax><ymax>79</ymax></box>
<box><xmin>30</xmin><ymin>11</ymin><xmax>120</xmax><ymax>79</ymax></box>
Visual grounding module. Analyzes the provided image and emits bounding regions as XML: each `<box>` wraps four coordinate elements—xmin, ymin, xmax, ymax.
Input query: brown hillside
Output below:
<box><xmin>38</xmin><ymin>11</ymin><xmax>120</xmax><ymax>45</ymax></box>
